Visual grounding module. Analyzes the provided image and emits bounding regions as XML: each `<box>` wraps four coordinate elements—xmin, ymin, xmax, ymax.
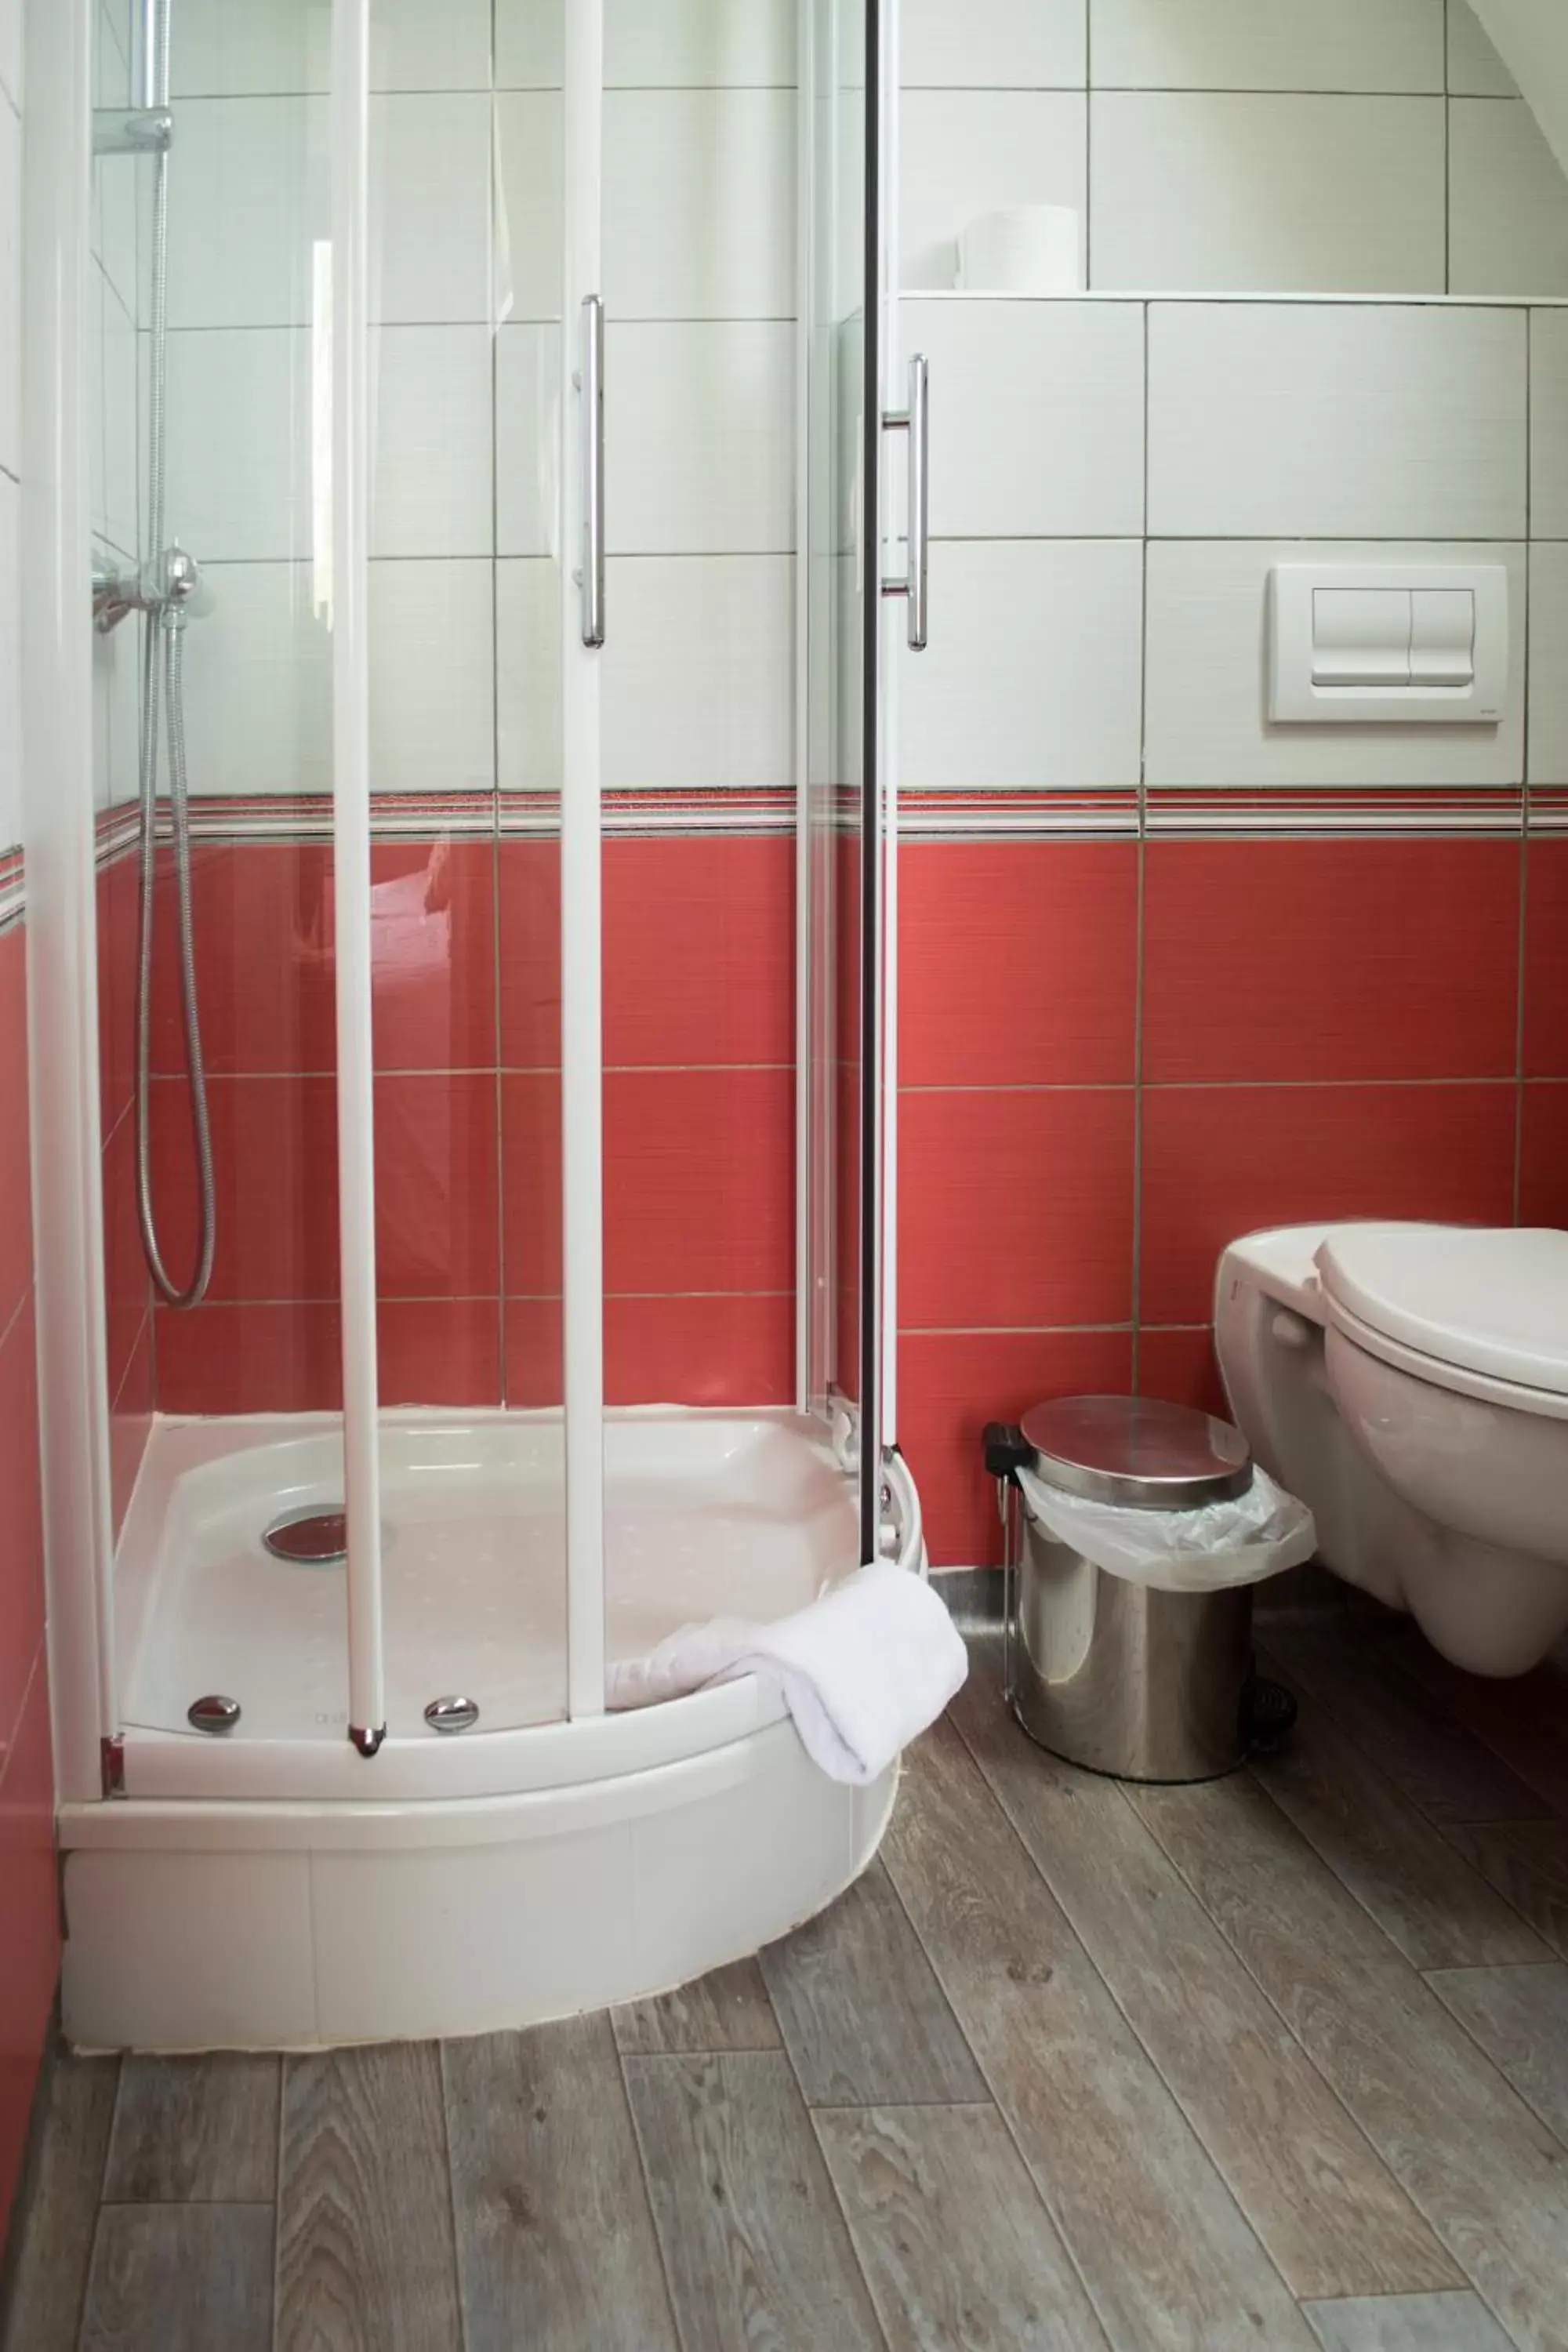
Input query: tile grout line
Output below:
<box><xmin>610</xmin><ymin>2038</ymin><xmax>699</xmax><ymax>2352</ymax></box>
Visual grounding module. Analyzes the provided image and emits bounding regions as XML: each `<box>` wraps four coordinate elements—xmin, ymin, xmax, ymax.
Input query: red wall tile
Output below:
<box><xmin>606</xmin><ymin>1294</ymin><xmax>794</xmax><ymax>1407</ymax></box>
<box><xmin>604</xmin><ymin>835</ymin><xmax>793</xmax><ymax>1069</ymax></box>
<box><xmin>151</xmin><ymin>840</ymin><xmax>497</xmax><ymax>1077</ymax></box>
<box><xmin>110</xmin><ymin>1316</ymin><xmax>154</xmax><ymax>1540</ymax></box>
<box><xmin>0</xmin><ymin>1305</ymin><xmax>45</xmax><ymax>1761</ymax></box>
<box><xmin>368</xmin><ymin>842</ymin><xmax>498</xmax><ymax>1073</ymax></box>
<box><xmin>900</xmin><ymin>840</ymin><xmax>1138</xmax><ymax>1086</ymax></box>
<box><xmin>155</xmin><ymin>1302</ymin><xmax>343</xmax><ymax>1414</ymax></box>
<box><xmin>1523</xmin><ymin>838</ymin><xmax>1568</xmax><ymax>1077</ymax></box>
<box><xmin>147</xmin><ymin>1074</ymin><xmax>339</xmax><ymax>1301</ymax></box>
<box><xmin>899</xmin><ymin>1328</ymin><xmax>1134</xmax><ymax>1569</ymax></box>
<box><xmin>1143</xmin><ymin>837</ymin><xmax>1522</xmax><ymax>1083</ymax></box>
<box><xmin>150</xmin><ymin>841</ymin><xmax>337</xmax><ymax>1076</ymax></box>
<box><xmin>497</xmin><ymin>838</ymin><xmax>562</xmax><ymax>1072</ymax></box>
<box><xmin>374</xmin><ymin>1074</ymin><xmax>499</xmax><ymax>1298</ymax></box>
<box><xmin>1140</xmin><ymin>1082</ymin><xmax>1518</xmax><ymax>1324</ymax></box>
<box><xmin>0</xmin><ymin>927</ymin><xmax>31</xmax><ymax>1330</ymax></box>
<box><xmin>503</xmin><ymin>1297</ymin><xmax>563</xmax><ymax>1409</ymax></box>
<box><xmin>96</xmin><ymin>848</ymin><xmax>139</xmax><ymax>1138</ymax></box>
<box><xmin>899</xmin><ymin>1087</ymin><xmax>1134</xmax><ymax>1330</ymax></box>
<box><xmin>1519</xmin><ymin>1083</ymin><xmax>1568</xmax><ymax>1226</ymax></box>
<box><xmin>0</xmin><ymin>1661</ymin><xmax>60</xmax><ymax>2236</ymax></box>
<box><xmin>1137</xmin><ymin>1327</ymin><xmax>1229</xmax><ymax>1419</ymax></box>
<box><xmin>604</xmin><ymin>1069</ymin><xmax>793</xmax><ymax>1296</ymax></box>
<box><xmin>101</xmin><ymin>1108</ymin><xmax>149</xmax><ymax>1403</ymax></box>
<box><xmin>378</xmin><ymin>1301</ymin><xmax>503</xmax><ymax>1407</ymax></box>
<box><xmin>500</xmin><ymin>1073</ymin><xmax>563</xmax><ymax>1299</ymax></box>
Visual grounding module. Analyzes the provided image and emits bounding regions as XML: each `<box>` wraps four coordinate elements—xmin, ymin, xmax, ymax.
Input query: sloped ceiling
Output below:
<box><xmin>1469</xmin><ymin>0</ymin><xmax>1568</xmax><ymax>180</ymax></box>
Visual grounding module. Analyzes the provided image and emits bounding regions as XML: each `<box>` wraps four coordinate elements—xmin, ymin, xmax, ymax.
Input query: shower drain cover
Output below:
<box><xmin>263</xmin><ymin>1507</ymin><xmax>348</xmax><ymax>1566</ymax></box>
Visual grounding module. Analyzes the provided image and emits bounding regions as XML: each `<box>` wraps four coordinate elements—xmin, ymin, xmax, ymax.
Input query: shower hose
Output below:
<box><xmin>133</xmin><ymin>0</ymin><xmax>216</xmax><ymax>1310</ymax></box>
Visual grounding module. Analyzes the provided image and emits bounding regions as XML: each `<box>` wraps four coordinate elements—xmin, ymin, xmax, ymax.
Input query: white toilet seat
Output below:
<box><xmin>1322</xmin><ymin>1293</ymin><xmax>1568</xmax><ymax>1423</ymax></box>
<box><xmin>1315</xmin><ymin>1224</ymin><xmax>1568</xmax><ymax>1406</ymax></box>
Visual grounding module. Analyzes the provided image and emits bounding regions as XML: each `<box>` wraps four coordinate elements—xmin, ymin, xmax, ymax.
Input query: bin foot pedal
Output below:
<box><xmin>1243</xmin><ymin>1674</ymin><xmax>1298</xmax><ymax>1757</ymax></box>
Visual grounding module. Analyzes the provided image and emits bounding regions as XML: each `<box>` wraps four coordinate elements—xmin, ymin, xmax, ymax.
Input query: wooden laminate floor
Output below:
<box><xmin>6</xmin><ymin>1613</ymin><xmax>1568</xmax><ymax>2352</ymax></box>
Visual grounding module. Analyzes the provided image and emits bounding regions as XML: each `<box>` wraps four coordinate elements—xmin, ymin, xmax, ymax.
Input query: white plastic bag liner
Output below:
<box><xmin>1017</xmin><ymin>1462</ymin><xmax>1316</xmax><ymax>1593</ymax></box>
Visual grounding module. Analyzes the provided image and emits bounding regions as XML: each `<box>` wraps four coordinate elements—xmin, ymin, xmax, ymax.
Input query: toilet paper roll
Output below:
<box><xmin>956</xmin><ymin>205</ymin><xmax>1083</xmax><ymax>294</ymax></box>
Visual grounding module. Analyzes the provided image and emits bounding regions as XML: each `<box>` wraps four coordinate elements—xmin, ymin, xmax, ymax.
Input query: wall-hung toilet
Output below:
<box><xmin>1215</xmin><ymin>1223</ymin><xmax>1568</xmax><ymax>1677</ymax></box>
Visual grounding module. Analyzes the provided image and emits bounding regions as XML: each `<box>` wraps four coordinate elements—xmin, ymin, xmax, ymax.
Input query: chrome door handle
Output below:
<box><xmin>579</xmin><ymin>294</ymin><xmax>605</xmax><ymax>648</ymax></box>
<box><xmin>881</xmin><ymin>354</ymin><xmax>929</xmax><ymax>652</ymax></box>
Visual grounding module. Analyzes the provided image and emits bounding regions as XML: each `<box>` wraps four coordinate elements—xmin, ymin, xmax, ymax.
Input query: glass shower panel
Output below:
<box><xmin>365</xmin><ymin>0</ymin><xmax>569</xmax><ymax>1733</ymax></box>
<box><xmin>99</xmin><ymin>0</ymin><xmax>353</xmax><ymax>1744</ymax></box>
<box><xmin>806</xmin><ymin>0</ymin><xmax>884</xmax><ymax>1557</ymax></box>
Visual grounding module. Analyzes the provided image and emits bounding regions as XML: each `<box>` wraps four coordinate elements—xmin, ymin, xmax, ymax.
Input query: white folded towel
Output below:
<box><xmin>605</xmin><ymin>1560</ymin><xmax>969</xmax><ymax>1786</ymax></box>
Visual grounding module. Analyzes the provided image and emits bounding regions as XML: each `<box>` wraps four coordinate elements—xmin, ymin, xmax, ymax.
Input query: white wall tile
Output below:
<box><xmin>1091</xmin><ymin>0</ymin><xmax>1445</xmax><ymax>93</ymax></box>
<box><xmin>498</xmin><ymin>0</ymin><xmax>797</xmax><ymax>91</ymax></box>
<box><xmin>1144</xmin><ymin>539</ymin><xmax>1526</xmax><ymax>786</ymax></box>
<box><xmin>367</xmin><ymin>0</ymin><xmax>493</xmax><ymax>93</ymax></box>
<box><xmin>495</xmin><ymin>558</ymin><xmax>561</xmax><ymax>795</ymax></box>
<box><xmin>371</xmin><ymin>95</ymin><xmax>494</xmax><ymax>325</ymax></box>
<box><xmin>602</xmin><ymin>556</ymin><xmax>793</xmax><ymax>788</ymax></box>
<box><xmin>1148</xmin><ymin>303</ymin><xmax>1527</xmax><ymax>539</ymax></box>
<box><xmin>0</xmin><ymin>93</ymin><xmax>18</xmax><ymax>479</ymax></box>
<box><xmin>604</xmin><ymin>91</ymin><xmax>796</xmax><ymax>320</ymax></box>
<box><xmin>1527</xmin><ymin>543</ymin><xmax>1568</xmax><ymax>784</ymax></box>
<box><xmin>493</xmin><ymin>93</ymin><xmax>566</xmax><ymax>322</ymax></box>
<box><xmin>93</xmin><ymin>144</ymin><xmax>139</xmax><ymax>328</ymax></box>
<box><xmin>369</xmin><ymin>560</ymin><xmax>495</xmax><ymax>793</ymax></box>
<box><xmin>901</xmin><ymin>92</ymin><xmax>1087</xmax><ymax>293</ymax></box>
<box><xmin>370</xmin><ymin>327</ymin><xmax>494</xmax><ymax>558</ymax></box>
<box><xmin>88</xmin><ymin>277</ymin><xmax>107</xmax><ymax>547</ymax></box>
<box><xmin>494</xmin><ymin>0</ymin><xmax>561</xmax><ymax>91</ymax></box>
<box><xmin>606</xmin><ymin>0</ymin><xmax>795</xmax><ymax>87</ymax></box>
<box><xmin>1447</xmin><ymin>0</ymin><xmax>1516</xmax><ymax>95</ymax></box>
<box><xmin>902</xmin><ymin>0</ymin><xmax>1085</xmax><ymax>90</ymax></box>
<box><xmin>1450</xmin><ymin>99</ymin><xmax>1568</xmax><ymax>298</ymax></box>
<box><xmin>103</xmin><ymin>289</ymin><xmax>140</xmax><ymax>559</ymax></box>
<box><xmin>165</xmin><ymin>328</ymin><xmax>313</xmax><ymax>561</ymax></box>
<box><xmin>0</xmin><ymin>0</ymin><xmax>22</xmax><ymax>109</ymax></box>
<box><xmin>170</xmin><ymin>0</ymin><xmax>326</xmax><ymax>96</ymax></box>
<box><xmin>94</xmin><ymin>0</ymin><xmax>129</xmax><ymax>107</ymax></box>
<box><xmin>166</xmin><ymin>97</ymin><xmax>328</xmax><ymax>330</ymax></box>
<box><xmin>177</xmin><ymin>563</ymin><xmax>332</xmax><ymax>797</ymax></box>
<box><xmin>898</xmin><ymin>540</ymin><xmax>1144</xmax><ymax>789</ymax></box>
<box><xmin>607</xmin><ymin>322</ymin><xmax>793</xmax><ymax>554</ymax></box>
<box><xmin>172</xmin><ymin>0</ymin><xmax>492</xmax><ymax>96</ymax></box>
<box><xmin>1530</xmin><ymin>310</ymin><xmax>1568</xmax><ymax>537</ymax></box>
<box><xmin>104</xmin><ymin>605</ymin><xmax>142</xmax><ymax>808</ymax></box>
<box><xmin>1090</xmin><ymin>93</ymin><xmax>1446</xmax><ymax>293</ymax></box>
<box><xmin>0</xmin><ymin>474</ymin><xmax>18</xmax><ymax>850</ymax></box>
<box><xmin>900</xmin><ymin>298</ymin><xmax>1145</xmax><ymax>537</ymax></box>
<box><xmin>495</xmin><ymin>324</ymin><xmax>562</xmax><ymax>558</ymax></box>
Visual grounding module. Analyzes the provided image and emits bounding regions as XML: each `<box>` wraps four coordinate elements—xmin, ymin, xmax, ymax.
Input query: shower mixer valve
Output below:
<box><xmin>92</xmin><ymin>543</ymin><xmax>210</xmax><ymax>635</ymax></box>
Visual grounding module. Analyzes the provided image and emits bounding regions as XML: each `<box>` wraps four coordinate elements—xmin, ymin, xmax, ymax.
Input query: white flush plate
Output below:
<box><xmin>1269</xmin><ymin>562</ymin><xmax>1508</xmax><ymax>725</ymax></box>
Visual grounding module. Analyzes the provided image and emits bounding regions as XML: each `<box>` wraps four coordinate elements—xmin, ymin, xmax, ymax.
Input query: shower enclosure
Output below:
<box><xmin>25</xmin><ymin>0</ymin><xmax>923</xmax><ymax>2046</ymax></box>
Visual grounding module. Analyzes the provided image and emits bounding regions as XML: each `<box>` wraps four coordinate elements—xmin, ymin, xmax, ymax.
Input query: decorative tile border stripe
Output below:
<box><xmin>1145</xmin><ymin>786</ymin><xmax>1526</xmax><ymax>840</ymax></box>
<box><xmin>0</xmin><ymin>845</ymin><xmax>24</xmax><ymax>933</ymax></box>
<box><xmin>93</xmin><ymin>786</ymin><xmax>800</xmax><ymax>848</ymax></box>
<box><xmin>900</xmin><ymin>789</ymin><xmax>1140</xmax><ymax>840</ymax></box>
<box><xmin>1528</xmin><ymin>788</ymin><xmax>1568</xmax><ymax>836</ymax></box>
<box><xmin>90</xmin><ymin>783</ymin><xmax>1542</xmax><ymax>856</ymax></box>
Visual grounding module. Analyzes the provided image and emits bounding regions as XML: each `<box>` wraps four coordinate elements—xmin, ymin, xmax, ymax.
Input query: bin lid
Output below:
<box><xmin>1019</xmin><ymin>1396</ymin><xmax>1252</xmax><ymax>1512</ymax></box>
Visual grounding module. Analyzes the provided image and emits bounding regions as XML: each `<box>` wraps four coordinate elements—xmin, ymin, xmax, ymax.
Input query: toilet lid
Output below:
<box><xmin>1315</xmin><ymin>1225</ymin><xmax>1568</xmax><ymax>1399</ymax></box>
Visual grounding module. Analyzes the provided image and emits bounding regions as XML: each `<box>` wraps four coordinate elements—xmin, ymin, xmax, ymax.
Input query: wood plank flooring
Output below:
<box><xmin>7</xmin><ymin>1610</ymin><xmax>1568</xmax><ymax>2352</ymax></box>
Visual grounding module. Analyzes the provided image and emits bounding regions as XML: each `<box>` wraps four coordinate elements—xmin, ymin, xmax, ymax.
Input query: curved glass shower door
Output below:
<box><xmin>359</xmin><ymin>0</ymin><xmax>592</xmax><ymax>1738</ymax></box>
<box><xmin>806</xmin><ymin>0</ymin><xmax>895</xmax><ymax>1560</ymax></box>
<box><xmin>95</xmin><ymin>0</ymin><xmax>358</xmax><ymax>1752</ymax></box>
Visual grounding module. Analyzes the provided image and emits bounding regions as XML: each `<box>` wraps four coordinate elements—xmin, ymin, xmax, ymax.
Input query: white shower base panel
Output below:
<box><xmin>62</xmin><ymin>1406</ymin><xmax>901</xmax><ymax>2050</ymax></box>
